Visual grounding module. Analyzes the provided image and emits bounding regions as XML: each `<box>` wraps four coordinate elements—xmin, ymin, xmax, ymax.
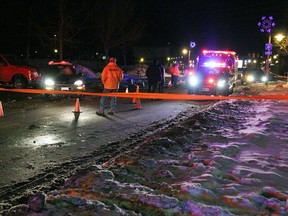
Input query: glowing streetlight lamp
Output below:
<box><xmin>138</xmin><ymin>57</ymin><xmax>144</xmax><ymax>67</ymax></box>
<box><xmin>182</xmin><ymin>49</ymin><xmax>188</xmax><ymax>55</ymax></box>
<box><xmin>182</xmin><ymin>48</ymin><xmax>190</xmax><ymax>67</ymax></box>
<box><xmin>275</xmin><ymin>34</ymin><xmax>285</xmax><ymax>42</ymax></box>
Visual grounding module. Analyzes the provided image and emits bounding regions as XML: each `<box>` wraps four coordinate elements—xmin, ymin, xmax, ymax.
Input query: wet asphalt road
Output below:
<box><xmin>0</xmin><ymin>86</ymin><xmax>214</xmax><ymax>199</ymax></box>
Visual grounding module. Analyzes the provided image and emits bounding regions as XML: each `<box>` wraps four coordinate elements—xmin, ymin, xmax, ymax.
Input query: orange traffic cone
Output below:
<box><xmin>0</xmin><ymin>101</ymin><xmax>4</xmax><ymax>117</ymax></box>
<box><xmin>136</xmin><ymin>98</ymin><xmax>141</xmax><ymax>110</ymax></box>
<box><xmin>132</xmin><ymin>85</ymin><xmax>139</xmax><ymax>103</ymax></box>
<box><xmin>73</xmin><ymin>98</ymin><xmax>81</xmax><ymax>113</ymax></box>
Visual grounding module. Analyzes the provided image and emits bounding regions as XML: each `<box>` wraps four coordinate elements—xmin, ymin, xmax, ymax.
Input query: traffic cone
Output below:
<box><xmin>0</xmin><ymin>101</ymin><xmax>4</xmax><ymax>117</ymax></box>
<box><xmin>125</xmin><ymin>87</ymin><xmax>129</xmax><ymax>93</ymax></box>
<box><xmin>132</xmin><ymin>85</ymin><xmax>139</xmax><ymax>103</ymax></box>
<box><xmin>136</xmin><ymin>98</ymin><xmax>141</xmax><ymax>110</ymax></box>
<box><xmin>73</xmin><ymin>98</ymin><xmax>81</xmax><ymax>113</ymax></box>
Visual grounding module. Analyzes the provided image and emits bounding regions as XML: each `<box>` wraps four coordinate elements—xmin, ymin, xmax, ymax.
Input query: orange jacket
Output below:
<box><xmin>170</xmin><ymin>65</ymin><xmax>180</xmax><ymax>76</ymax></box>
<box><xmin>101</xmin><ymin>62</ymin><xmax>123</xmax><ymax>89</ymax></box>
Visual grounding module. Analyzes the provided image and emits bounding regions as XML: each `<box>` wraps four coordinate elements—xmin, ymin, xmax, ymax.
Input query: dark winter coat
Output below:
<box><xmin>146</xmin><ymin>63</ymin><xmax>161</xmax><ymax>83</ymax></box>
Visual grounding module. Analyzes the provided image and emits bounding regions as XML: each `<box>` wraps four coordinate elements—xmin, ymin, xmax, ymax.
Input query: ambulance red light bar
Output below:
<box><xmin>202</xmin><ymin>50</ymin><xmax>236</xmax><ymax>56</ymax></box>
<box><xmin>48</xmin><ymin>61</ymin><xmax>73</xmax><ymax>65</ymax></box>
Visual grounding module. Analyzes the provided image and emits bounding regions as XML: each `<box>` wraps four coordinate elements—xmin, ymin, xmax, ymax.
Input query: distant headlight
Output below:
<box><xmin>261</xmin><ymin>76</ymin><xmax>267</xmax><ymax>82</ymax></box>
<box><xmin>247</xmin><ymin>75</ymin><xmax>255</xmax><ymax>82</ymax></box>
<box><xmin>217</xmin><ymin>79</ymin><xmax>226</xmax><ymax>88</ymax></box>
<box><xmin>188</xmin><ymin>76</ymin><xmax>199</xmax><ymax>86</ymax></box>
<box><xmin>74</xmin><ymin>80</ymin><xmax>83</xmax><ymax>86</ymax></box>
<box><xmin>44</xmin><ymin>78</ymin><xmax>55</xmax><ymax>86</ymax></box>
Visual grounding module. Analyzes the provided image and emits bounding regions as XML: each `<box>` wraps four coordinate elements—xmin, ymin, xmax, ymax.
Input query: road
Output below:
<box><xmin>0</xmin><ymin>86</ymin><xmax>214</xmax><ymax>202</ymax></box>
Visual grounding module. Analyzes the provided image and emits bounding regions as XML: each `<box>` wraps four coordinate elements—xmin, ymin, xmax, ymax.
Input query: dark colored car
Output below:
<box><xmin>39</xmin><ymin>61</ymin><xmax>85</xmax><ymax>92</ymax></box>
<box><xmin>120</xmin><ymin>73</ymin><xmax>146</xmax><ymax>90</ymax></box>
<box><xmin>240</xmin><ymin>68</ymin><xmax>276</xmax><ymax>84</ymax></box>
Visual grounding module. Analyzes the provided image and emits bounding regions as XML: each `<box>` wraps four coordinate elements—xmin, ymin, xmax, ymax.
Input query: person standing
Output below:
<box><xmin>158</xmin><ymin>62</ymin><xmax>165</xmax><ymax>93</ymax></box>
<box><xmin>96</xmin><ymin>57</ymin><xmax>123</xmax><ymax>116</ymax></box>
<box><xmin>146</xmin><ymin>59</ymin><xmax>161</xmax><ymax>93</ymax></box>
<box><xmin>169</xmin><ymin>63</ymin><xmax>180</xmax><ymax>88</ymax></box>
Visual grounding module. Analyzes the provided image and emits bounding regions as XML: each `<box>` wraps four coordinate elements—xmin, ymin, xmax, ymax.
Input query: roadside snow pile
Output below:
<box><xmin>3</xmin><ymin>82</ymin><xmax>288</xmax><ymax>216</ymax></box>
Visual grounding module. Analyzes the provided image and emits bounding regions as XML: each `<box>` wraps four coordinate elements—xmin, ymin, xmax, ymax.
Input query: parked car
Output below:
<box><xmin>240</xmin><ymin>68</ymin><xmax>276</xmax><ymax>84</ymax></box>
<box><xmin>0</xmin><ymin>54</ymin><xmax>41</xmax><ymax>88</ymax></box>
<box><xmin>120</xmin><ymin>73</ymin><xmax>146</xmax><ymax>90</ymax></box>
<box><xmin>39</xmin><ymin>61</ymin><xmax>85</xmax><ymax>93</ymax></box>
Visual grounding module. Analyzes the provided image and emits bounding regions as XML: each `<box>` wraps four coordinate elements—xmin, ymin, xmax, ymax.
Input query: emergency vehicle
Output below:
<box><xmin>186</xmin><ymin>50</ymin><xmax>238</xmax><ymax>95</ymax></box>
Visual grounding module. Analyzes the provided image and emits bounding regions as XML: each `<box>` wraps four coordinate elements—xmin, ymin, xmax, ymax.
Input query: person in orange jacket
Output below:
<box><xmin>96</xmin><ymin>57</ymin><xmax>123</xmax><ymax>116</ymax></box>
<box><xmin>169</xmin><ymin>63</ymin><xmax>180</xmax><ymax>88</ymax></box>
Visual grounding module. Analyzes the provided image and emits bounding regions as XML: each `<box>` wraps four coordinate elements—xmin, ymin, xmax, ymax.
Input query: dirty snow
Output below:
<box><xmin>2</xmin><ymin>82</ymin><xmax>288</xmax><ymax>216</ymax></box>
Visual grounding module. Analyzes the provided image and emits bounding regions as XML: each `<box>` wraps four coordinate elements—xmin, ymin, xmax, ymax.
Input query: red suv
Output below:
<box><xmin>0</xmin><ymin>54</ymin><xmax>41</xmax><ymax>88</ymax></box>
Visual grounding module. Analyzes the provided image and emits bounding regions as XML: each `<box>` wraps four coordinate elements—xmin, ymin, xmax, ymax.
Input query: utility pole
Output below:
<box><xmin>258</xmin><ymin>16</ymin><xmax>275</xmax><ymax>86</ymax></box>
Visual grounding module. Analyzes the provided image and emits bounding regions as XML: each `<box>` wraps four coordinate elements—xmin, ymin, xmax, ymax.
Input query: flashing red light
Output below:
<box><xmin>208</xmin><ymin>78</ymin><xmax>215</xmax><ymax>84</ymax></box>
<box><xmin>202</xmin><ymin>50</ymin><xmax>236</xmax><ymax>56</ymax></box>
<box><xmin>48</xmin><ymin>61</ymin><xmax>73</xmax><ymax>65</ymax></box>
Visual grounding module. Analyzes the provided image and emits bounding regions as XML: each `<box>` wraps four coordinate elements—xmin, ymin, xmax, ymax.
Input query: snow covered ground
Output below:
<box><xmin>3</xmin><ymin>82</ymin><xmax>288</xmax><ymax>215</ymax></box>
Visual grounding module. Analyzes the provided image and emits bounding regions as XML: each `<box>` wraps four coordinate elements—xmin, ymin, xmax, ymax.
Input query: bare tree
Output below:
<box><xmin>90</xmin><ymin>0</ymin><xmax>145</xmax><ymax>64</ymax></box>
<box><xmin>32</xmin><ymin>0</ymin><xmax>90</xmax><ymax>60</ymax></box>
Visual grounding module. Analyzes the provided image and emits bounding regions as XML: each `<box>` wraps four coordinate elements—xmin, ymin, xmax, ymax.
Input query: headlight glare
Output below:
<box><xmin>44</xmin><ymin>78</ymin><xmax>55</xmax><ymax>86</ymax></box>
<box><xmin>247</xmin><ymin>75</ymin><xmax>254</xmax><ymax>82</ymax></box>
<box><xmin>188</xmin><ymin>76</ymin><xmax>198</xmax><ymax>86</ymax></box>
<box><xmin>217</xmin><ymin>79</ymin><xmax>226</xmax><ymax>88</ymax></box>
<box><xmin>261</xmin><ymin>76</ymin><xmax>267</xmax><ymax>82</ymax></box>
<box><xmin>74</xmin><ymin>80</ymin><xmax>83</xmax><ymax>86</ymax></box>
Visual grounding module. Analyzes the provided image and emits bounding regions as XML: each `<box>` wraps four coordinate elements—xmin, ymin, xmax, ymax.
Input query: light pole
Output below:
<box><xmin>258</xmin><ymin>16</ymin><xmax>276</xmax><ymax>86</ymax></box>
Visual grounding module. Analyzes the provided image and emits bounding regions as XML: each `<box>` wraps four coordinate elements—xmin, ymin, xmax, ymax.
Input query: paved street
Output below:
<box><xmin>0</xmin><ymin>86</ymin><xmax>213</xmax><ymax>201</ymax></box>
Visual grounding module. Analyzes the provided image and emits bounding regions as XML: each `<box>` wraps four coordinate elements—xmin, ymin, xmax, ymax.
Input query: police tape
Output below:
<box><xmin>1</xmin><ymin>87</ymin><xmax>288</xmax><ymax>100</ymax></box>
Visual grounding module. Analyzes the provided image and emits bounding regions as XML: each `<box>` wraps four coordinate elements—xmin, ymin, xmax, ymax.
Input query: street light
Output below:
<box><xmin>274</xmin><ymin>33</ymin><xmax>288</xmax><ymax>53</ymax></box>
<box><xmin>182</xmin><ymin>49</ymin><xmax>188</xmax><ymax>55</ymax></box>
<box><xmin>138</xmin><ymin>58</ymin><xmax>144</xmax><ymax>67</ymax></box>
<box><xmin>275</xmin><ymin>34</ymin><xmax>285</xmax><ymax>42</ymax></box>
<box><xmin>273</xmin><ymin>33</ymin><xmax>288</xmax><ymax>79</ymax></box>
<box><xmin>182</xmin><ymin>48</ymin><xmax>190</xmax><ymax>67</ymax></box>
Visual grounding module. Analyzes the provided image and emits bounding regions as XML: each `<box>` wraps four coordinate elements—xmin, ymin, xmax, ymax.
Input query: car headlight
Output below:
<box><xmin>247</xmin><ymin>75</ymin><xmax>254</xmax><ymax>82</ymax></box>
<box><xmin>74</xmin><ymin>80</ymin><xmax>83</xmax><ymax>86</ymax></box>
<box><xmin>217</xmin><ymin>79</ymin><xmax>226</xmax><ymax>88</ymax></box>
<box><xmin>188</xmin><ymin>76</ymin><xmax>199</xmax><ymax>86</ymax></box>
<box><xmin>44</xmin><ymin>78</ymin><xmax>55</xmax><ymax>86</ymax></box>
<box><xmin>261</xmin><ymin>76</ymin><xmax>267</xmax><ymax>82</ymax></box>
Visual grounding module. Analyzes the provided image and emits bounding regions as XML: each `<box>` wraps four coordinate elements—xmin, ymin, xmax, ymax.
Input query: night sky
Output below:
<box><xmin>1</xmin><ymin>0</ymin><xmax>288</xmax><ymax>58</ymax></box>
<box><xmin>141</xmin><ymin>0</ymin><xmax>288</xmax><ymax>56</ymax></box>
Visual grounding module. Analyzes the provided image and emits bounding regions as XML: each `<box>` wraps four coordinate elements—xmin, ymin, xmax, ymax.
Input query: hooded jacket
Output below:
<box><xmin>170</xmin><ymin>64</ymin><xmax>180</xmax><ymax>76</ymax></box>
<box><xmin>101</xmin><ymin>62</ymin><xmax>123</xmax><ymax>89</ymax></box>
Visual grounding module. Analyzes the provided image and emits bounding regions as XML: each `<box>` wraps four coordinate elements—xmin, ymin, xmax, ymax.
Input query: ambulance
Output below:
<box><xmin>186</xmin><ymin>50</ymin><xmax>238</xmax><ymax>95</ymax></box>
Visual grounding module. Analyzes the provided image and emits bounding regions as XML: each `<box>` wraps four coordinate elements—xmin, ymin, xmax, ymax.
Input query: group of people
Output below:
<box><xmin>96</xmin><ymin>57</ymin><xmax>181</xmax><ymax>116</ymax></box>
<box><xmin>145</xmin><ymin>60</ymin><xmax>181</xmax><ymax>92</ymax></box>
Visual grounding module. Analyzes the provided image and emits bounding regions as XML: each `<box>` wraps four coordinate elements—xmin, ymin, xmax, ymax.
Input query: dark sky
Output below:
<box><xmin>141</xmin><ymin>0</ymin><xmax>288</xmax><ymax>56</ymax></box>
<box><xmin>1</xmin><ymin>0</ymin><xmax>288</xmax><ymax>58</ymax></box>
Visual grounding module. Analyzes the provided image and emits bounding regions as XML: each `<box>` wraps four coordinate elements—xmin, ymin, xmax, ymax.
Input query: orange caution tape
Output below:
<box><xmin>1</xmin><ymin>87</ymin><xmax>288</xmax><ymax>100</ymax></box>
